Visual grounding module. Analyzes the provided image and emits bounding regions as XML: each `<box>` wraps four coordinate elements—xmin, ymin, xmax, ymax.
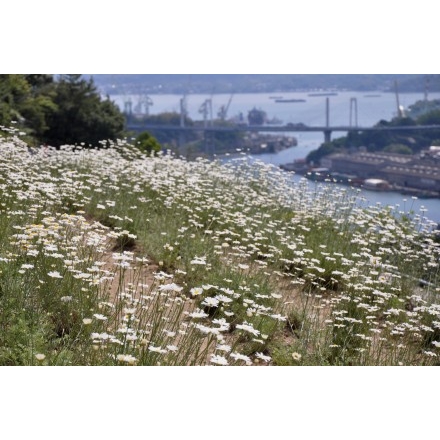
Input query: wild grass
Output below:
<box><xmin>1</xmin><ymin>126</ymin><xmax>440</xmax><ymax>365</ymax></box>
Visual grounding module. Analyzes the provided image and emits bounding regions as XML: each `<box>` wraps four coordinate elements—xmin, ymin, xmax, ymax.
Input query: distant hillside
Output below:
<box><xmin>87</xmin><ymin>74</ymin><xmax>440</xmax><ymax>95</ymax></box>
<box><xmin>397</xmin><ymin>74</ymin><xmax>440</xmax><ymax>93</ymax></box>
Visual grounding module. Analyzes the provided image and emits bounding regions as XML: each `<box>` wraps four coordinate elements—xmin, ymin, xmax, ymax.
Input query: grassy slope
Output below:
<box><xmin>1</xmin><ymin>129</ymin><xmax>440</xmax><ymax>365</ymax></box>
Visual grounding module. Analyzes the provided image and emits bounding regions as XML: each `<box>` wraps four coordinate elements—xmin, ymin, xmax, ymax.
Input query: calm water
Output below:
<box><xmin>110</xmin><ymin>91</ymin><xmax>440</xmax><ymax>223</ymax></box>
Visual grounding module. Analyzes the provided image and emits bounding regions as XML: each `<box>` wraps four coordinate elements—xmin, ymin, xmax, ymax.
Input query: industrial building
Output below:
<box><xmin>319</xmin><ymin>147</ymin><xmax>440</xmax><ymax>195</ymax></box>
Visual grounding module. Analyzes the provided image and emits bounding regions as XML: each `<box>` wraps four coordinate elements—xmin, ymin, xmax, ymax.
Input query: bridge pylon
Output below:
<box><xmin>350</xmin><ymin>98</ymin><xmax>358</xmax><ymax>127</ymax></box>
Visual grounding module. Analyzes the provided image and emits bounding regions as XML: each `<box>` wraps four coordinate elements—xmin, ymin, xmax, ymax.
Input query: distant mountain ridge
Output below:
<box><xmin>87</xmin><ymin>74</ymin><xmax>440</xmax><ymax>95</ymax></box>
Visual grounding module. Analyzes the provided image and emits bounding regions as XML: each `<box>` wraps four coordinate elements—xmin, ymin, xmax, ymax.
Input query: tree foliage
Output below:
<box><xmin>0</xmin><ymin>74</ymin><xmax>125</xmax><ymax>147</ymax></box>
<box><xmin>417</xmin><ymin>109</ymin><xmax>440</xmax><ymax>125</ymax></box>
<box><xmin>0</xmin><ymin>74</ymin><xmax>57</xmax><ymax>143</ymax></box>
<box><xmin>135</xmin><ymin>131</ymin><xmax>161</xmax><ymax>155</ymax></box>
<box><xmin>407</xmin><ymin>99</ymin><xmax>440</xmax><ymax>119</ymax></box>
<box><xmin>43</xmin><ymin>75</ymin><xmax>125</xmax><ymax>147</ymax></box>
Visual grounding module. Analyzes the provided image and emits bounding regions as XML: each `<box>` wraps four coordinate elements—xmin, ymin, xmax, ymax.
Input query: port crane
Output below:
<box><xmin>394</xmin><ymin>80</ymin><xmax>406</xmax><ymax>118</ymax></box>
<box><xmin>141</xmin><ymin>95</ymin><xmax>154</xmax><ymax>115</ymax></box>
<box><xmin>180</xmin><ymin>94</ymin><xmax>188</xmax><ymax>127</ymax></box>
<box><xmin>217</xmin><ymin>94</ymin><xmax>234</xmax><ymax>121</ymax></box>
<box><xmin>132</xmin><ymin>95</ymin><xmax>153</xmax><ymax>115</ymax></box>
<box><xmin>199</xmin><ymin>98</ymin><xmax>213</xmax><ymax>127</ymax></box>
<box><xmin>123</xmin><ymin>95</ymin><xmax>133</xmax><ymax>115</ymax></box>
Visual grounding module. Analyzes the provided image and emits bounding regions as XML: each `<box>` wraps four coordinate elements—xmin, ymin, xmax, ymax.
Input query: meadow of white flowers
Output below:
<box><xmin>1</xmin><ymin>125</ymin><xmax>440</xmax><ymax>365</ymax></box>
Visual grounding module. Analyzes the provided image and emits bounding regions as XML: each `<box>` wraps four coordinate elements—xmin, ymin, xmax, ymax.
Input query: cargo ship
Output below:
<box><xmin>275</xmin><ymin>98</ymin><xmax>306</xmax><ymax>103</ymax></box>
<box><xmin>307</xmin><ymin>92</ymin><xmax>338</xmax><ymax>97</ymax></box>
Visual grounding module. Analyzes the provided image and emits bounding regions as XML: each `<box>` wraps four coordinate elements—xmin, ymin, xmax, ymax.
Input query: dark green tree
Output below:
<box><xmin>0</xmin><ymin>74</ymin><xmax>57</xmax><ymax>143</ymax></box>
<box><xmin>417</xmin><ymin>109</ymin><xmax>440</xmax><ymax>125</ymax></box>
<box><xmin>43</xmin><ymin>75</ymin><xmax>125</xmax><ymax>147</ymax></box>
<box><xmin>306</xmin><ymin>141</ymin><xmax>340</xmax><ymax>166</ymax></box>
<box><xmin>0</xmin><ymin>74</ymin><xmax>32</xmax><ymax>126</ymax></box>
<box><xmin>134</xmin><ymin>131</ymin><xmax>162</xmax><ymax>155</ymax></box>
<box><xmin>20</xmin><ymin>75</ymin><xmax>57</xmax><ymax>140</ymax></box>
<box><xmin>407</xmin><ymin>99</ymin><xmax>440</xmax><ymax>119</ymax></box>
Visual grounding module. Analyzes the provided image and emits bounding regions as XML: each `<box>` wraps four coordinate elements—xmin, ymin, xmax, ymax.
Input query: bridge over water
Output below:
<box><xmin>126</xmin><ymin>122</ymin><xmax>440</xmax><ymax>144</ymax></box>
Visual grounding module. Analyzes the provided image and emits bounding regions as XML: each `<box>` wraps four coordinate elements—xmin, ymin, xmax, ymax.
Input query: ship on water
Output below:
<box><xmin>275</xmin><ymin>98</ymin><xmax>306</xmax><ymax>103</ymax></box>
<box><xmin>307</xmin><ymin>92</ymin><xmax>338</xmax><ymax>97</ymax></box>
